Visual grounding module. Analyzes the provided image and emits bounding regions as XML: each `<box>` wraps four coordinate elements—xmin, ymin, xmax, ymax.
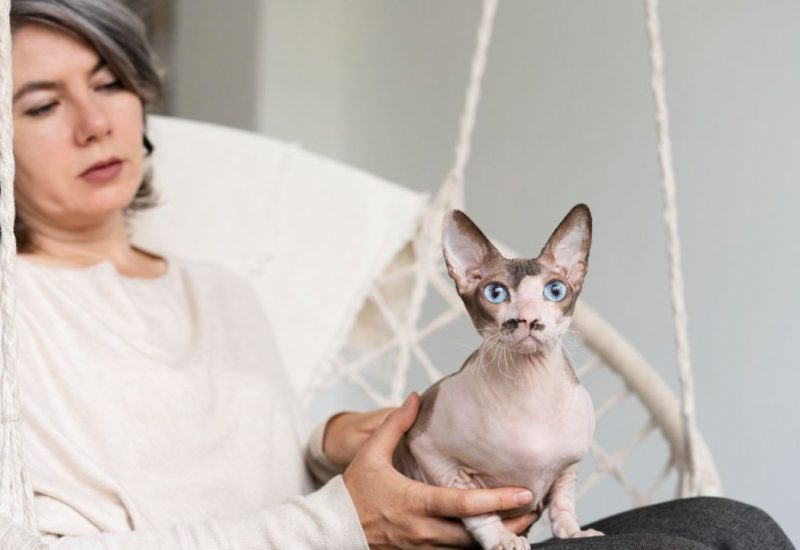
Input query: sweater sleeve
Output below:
<box><xmin>43</xmin><ymin>476</ymin><xmax>368</xmax><ymax>550</ymax></box>
<box><xmin>304</xmin><ymin>417</ymin><xmax>348</xmax><ymax>485</ymax></box>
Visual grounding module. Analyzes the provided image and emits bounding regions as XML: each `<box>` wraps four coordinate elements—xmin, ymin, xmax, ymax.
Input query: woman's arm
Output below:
<box><xmin>44</xmin><ymin>395</ymin><xmax>535</xmax><ymax>550</ymax></box>
<box><xmin>43</xmin><ymin>476</ymin><xmax>367</xmax><ymax>550</ymax></box>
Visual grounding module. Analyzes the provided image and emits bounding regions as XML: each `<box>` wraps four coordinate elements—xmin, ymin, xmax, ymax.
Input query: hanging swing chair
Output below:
<box><xmin>0</xmin><ymin>0</ymin><xmax>721</xmax><ymax>546</ymax></box>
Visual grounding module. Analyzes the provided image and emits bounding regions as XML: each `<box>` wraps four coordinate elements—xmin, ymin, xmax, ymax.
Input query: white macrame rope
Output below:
<box><xmin>0</xmin><ymin>518</ymin><xmax>44</xmax><ymax>549</ymax></box>
<box><xmin>644</xmin><ymin>0</ymin><xmax>700</xmax><ymax>497</ymax></box>
<box><xmin>380</xmin><ymin>0</ymin><xmax>500</xmax><ymax>411</ymax></box>
<box><xmin>433</xmin><ymin>0</ymin><xmax>498</xmax><ymax>213</ymax></box>
<box><xmin>1</xmin><ymin>0</ymin><xmax>40</xmax><ymax>537</ymax></box>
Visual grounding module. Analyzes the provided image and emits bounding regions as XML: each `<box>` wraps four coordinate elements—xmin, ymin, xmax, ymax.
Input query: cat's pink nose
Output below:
<box><xmin>523</xmin><ymin>318</ymin><xmax>544</xmax><ymax>331</ymax></box>
<box><xmin>517</xmin><ymin>317</ymin><xmax>545</xmax><ymax>331</ymax></box>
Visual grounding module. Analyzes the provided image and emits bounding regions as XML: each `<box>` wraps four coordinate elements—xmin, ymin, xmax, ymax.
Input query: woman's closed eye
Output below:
<box><xmin>23</xmin><ymin>79</ymin><xmax>122</xmax><ymax>118</ymax></box>
<box><xmin>25</xmin><ymin>101</ymin><xmax>58</xmax><ymax>117</ymax></box>
<box><xmin>96</xmin><ymin>79</ymin><xmax>123</xmax><ymax>92</ymax></box>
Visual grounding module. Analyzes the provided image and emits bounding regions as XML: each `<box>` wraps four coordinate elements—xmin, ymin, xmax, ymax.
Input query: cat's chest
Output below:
<box><xmin>494</xmin><ymin>386</ymin><xmax>590</xmax><ymax>460</ymax></box>
<box><xmin>437</xmin><ymin>372</ymin><xmax>594</xmax><ymax>474</ymax></box>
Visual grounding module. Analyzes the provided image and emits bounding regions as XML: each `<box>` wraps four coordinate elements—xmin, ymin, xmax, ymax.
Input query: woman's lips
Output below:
<box><xmin>80</xmin><ymin>159</ymin><xmax>123</xmax><ymax>183</ymax></box>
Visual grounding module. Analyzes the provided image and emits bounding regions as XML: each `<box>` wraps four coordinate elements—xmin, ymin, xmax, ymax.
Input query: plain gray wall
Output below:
<box><xmin>170</xmin><ymin>0</ymin><xmax>261</xmax><ymax>128</ymax></box>
<box><xmin>172</xmin><ymin>0</ymin><xmax>799</xmax><ymax>543</ymax></box>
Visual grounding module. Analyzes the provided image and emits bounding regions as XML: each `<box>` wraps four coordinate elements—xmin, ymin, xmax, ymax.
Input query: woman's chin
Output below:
<box><xmin>77</xmin><ymin>187</ymin><xmax>140</xmax><ymax>218</ymax></box>
<box><xmin>69</xmin><ymin>201</ymin><xmax>135</xmax><ymax>229</ymax></box>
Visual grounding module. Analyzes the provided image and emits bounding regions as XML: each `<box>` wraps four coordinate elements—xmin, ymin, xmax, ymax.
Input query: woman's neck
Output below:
<box><xmin>19</xmin><ymin>216</ymin><xmax>166</xmax><ymax>278</ymax></box>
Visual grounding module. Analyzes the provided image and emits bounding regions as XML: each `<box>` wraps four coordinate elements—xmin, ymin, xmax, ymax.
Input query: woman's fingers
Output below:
<box><xmin>421</xmin><ymin>482</ymin><xmax>533</xmax><ymax>518</ymax></box>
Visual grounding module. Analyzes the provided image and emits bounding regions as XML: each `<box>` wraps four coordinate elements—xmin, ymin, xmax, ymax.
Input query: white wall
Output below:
<box><xmin>172</xmin><ymin>0</ymin><xmax>799</xmax><ymax>543</ymax></box>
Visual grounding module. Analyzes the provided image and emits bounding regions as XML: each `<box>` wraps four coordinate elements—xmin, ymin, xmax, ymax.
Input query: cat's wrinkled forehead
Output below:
<box><xmin>504</xmin><ymin>258</ymin><xmax>545</xmax><ymax>288</ymax></box>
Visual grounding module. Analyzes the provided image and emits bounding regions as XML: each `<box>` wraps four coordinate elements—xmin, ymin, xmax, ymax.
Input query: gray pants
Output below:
<box><xmin>533</xmin><ymin>497</ymin><xmax>794</xmax><ymax>549</ymax></box>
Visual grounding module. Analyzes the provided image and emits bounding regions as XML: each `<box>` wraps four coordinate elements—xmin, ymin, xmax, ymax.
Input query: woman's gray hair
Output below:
<box><xmin>10</xmin><ymin>0</ymin><xmax>162</xmax><ymax>251</ymax></box>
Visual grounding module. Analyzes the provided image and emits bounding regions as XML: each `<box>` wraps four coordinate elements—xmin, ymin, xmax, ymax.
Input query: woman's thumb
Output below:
<box><xmin>364</xmin><ymin>392</ymin><xmax>420</xmax><ymax>458</ymax></box>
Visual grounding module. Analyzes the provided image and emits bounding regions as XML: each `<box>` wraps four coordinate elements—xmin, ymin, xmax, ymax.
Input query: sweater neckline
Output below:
<box><xmin>16</xmin><ymin>254</ymin><xmax>174</xmax><ymax>283</ymax></box>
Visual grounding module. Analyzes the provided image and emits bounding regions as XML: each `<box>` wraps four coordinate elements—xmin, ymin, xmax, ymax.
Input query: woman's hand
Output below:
<box><xmin>323</xmin><ymin>407</ymin><xmax>396</xmax><ymax>466</ymax></box>
<box><xmin>343</xmin><ymin>392</ymin><xmax>538</xmax><ymax>549</ymax></box>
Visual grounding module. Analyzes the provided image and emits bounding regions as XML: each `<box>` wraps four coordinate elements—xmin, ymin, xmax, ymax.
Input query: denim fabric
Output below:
<box><xmin>533</xmin><ymin>497</ymin><xmax>794</xmax><ymax>549</ymax></box>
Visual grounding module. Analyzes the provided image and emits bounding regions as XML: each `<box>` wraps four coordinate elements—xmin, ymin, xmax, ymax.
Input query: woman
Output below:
<box><xmin>7</xmin><ymin>0</ymin><xmax>794</xmax><ymax>549</ymax></box>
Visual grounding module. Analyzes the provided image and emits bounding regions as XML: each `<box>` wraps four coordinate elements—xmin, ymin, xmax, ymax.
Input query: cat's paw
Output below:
<box><xmin>490</xmin><ymin>534</ymin><xmax>531</xmax><ymax>550</ymax></box>
<box><xmin>570</xmin><ymin>528</ymin><xmax>604</xmax><ymax>538</ymax></box>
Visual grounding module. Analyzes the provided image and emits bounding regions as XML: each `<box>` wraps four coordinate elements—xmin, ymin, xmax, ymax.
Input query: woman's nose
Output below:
<box><xmin>73</xmin><ymin>99</ymin><xmax>112</xmax><ymax>145</ymax></box>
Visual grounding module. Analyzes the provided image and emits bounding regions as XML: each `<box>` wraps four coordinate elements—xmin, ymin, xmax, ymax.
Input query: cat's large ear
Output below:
<box><xmin>442</xmin><ymin>210</ymin><xmax>503</xmax><ymax>295</ymax></box>
<box><xmin>538</xmin><ymin>204</ymin><xmax>592</xmax><ymax>290</ymax></box>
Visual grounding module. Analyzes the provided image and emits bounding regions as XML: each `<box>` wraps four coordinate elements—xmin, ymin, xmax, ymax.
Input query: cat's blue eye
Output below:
<box><xmin>483</xmin><ymin>282</ymin><xmax>509</xmax><ymax>304</ymax></box>
<box><xmin>544</xmin><ymin>280</ymin><xmax>567</xmax><ymax>302</ymax></box>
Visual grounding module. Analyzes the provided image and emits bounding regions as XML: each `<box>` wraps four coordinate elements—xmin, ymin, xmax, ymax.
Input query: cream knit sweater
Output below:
<box><xmin>14</xmin><ymin>256</ymin><xmax>368</xmax><ymax>550</ymax></box>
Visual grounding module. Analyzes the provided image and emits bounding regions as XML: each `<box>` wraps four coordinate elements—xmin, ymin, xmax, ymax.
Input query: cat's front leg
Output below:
<box><xmin>462</xmin><ymin>512</ymin><xmax>530</xmax><ymax>550</ymax></box>
<box><xmin>410</xmin><ymin>442</ymin><xmax>530</xmax><ymax>550</ymax></box>
<box><xmin>546</xmin><ymin>465</ymin><xmax>604</xmax><ymax>539</ymax></box>
<box><xmin>449</xmin><ymin>468</ymin><xmax>531</xmax><ymax>550</ymax></box>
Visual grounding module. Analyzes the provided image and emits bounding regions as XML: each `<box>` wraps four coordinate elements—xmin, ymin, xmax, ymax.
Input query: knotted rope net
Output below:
<box><xmin>304</xmin><ymin>0</ymin><xmax>718</xmax><ymax>538</ymax></box>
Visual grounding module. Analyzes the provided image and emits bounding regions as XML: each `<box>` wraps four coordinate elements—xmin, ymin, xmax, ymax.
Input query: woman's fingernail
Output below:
<box><xmin>401</xmin><ymin>393</ymin><xmax>415</xmax><ymax>408</ymax></box>
<box><xmin>513</xmin><ymin>490</ymin><xmax>533</xmax><ymax>505</ymax></box>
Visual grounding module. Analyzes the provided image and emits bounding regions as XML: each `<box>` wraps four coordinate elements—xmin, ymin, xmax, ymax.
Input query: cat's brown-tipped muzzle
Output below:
<box><xmin>499</xmin><ymin>323</ymin><xmax>552</xmax><ymax>354</ymax></box>
<box><xmin>502</xmin><ymin>318</ymin><xmax>546</xmax><ymax>332</ymax></box>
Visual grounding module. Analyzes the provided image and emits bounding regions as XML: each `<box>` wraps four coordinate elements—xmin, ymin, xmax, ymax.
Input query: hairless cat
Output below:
<box><xmin>394</xmin><ymin>204</ymin><xmax>604</xmax><ymax>550</ymax></box>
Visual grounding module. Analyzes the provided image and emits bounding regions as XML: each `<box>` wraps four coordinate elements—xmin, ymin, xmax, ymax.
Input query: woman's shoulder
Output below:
<box><xmin>14</xmin><ymin>253</ymin><xmax>256</xmax><ymax>300</ymax></box>
<box><xmin>170</xmin><ymin>255</ymin><xmax>239</xmax><ymax>279</ymax></box>
<box><xmin>170</xmin><ymin>256</ymin><xmax>251</xmax><ymax>285</ymax></box>
<box><xmin>169</xmin><ymin>256</ymin><xmax>261</xmax><ymax>301</ymax></box>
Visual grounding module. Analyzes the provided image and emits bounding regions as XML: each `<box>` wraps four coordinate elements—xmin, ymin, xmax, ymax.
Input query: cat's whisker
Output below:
<box><xmin>560</xmin><ymin>339</ymin><xmax>578</xmax><ymax>370</ymax></box>
<box><xmin>481</xmin><ymin>331</ymin><xmax>504</xmax><ymax>376</ymax></box>
<box><xmin>561</xmin><ymin>340</ymin><xmax>572</xmax><ymax>359</ymax></box>
<box><xmin>561</xmin><ymin>329</ymin><xmax>582</xmax><ymax>347</ymax></box>
<box><xmin>477</xmin><ymin>335</ymin><xmax>495</xmax><ymax>375</ymax></box>
<box><xmin>477</xmin><ymin>344</ymin><xmax>489</xmax><ymax>375</ymax></box>
<box><xmin>484</xmin><ymin>330</ymin><xmax>513</xmax><ymax>380</ymax></box>
<box><xmin>495</xmin><ymin>347</ymin><xmax>506</xmax><ymax>377</ymax></box>
<box><xmin>482</xmin><ymin>335</ymin><xmax>499</xmax><ymax>375</ymax></box>
<box><xmin>497</xmin><ymin>341</ymin><xmax>514</xmax><ymax>380</ymax></box>
<box><xmin>476</xmin><ymin>334</ymin><xmax>487</xmax><ymax>358</ymax></box>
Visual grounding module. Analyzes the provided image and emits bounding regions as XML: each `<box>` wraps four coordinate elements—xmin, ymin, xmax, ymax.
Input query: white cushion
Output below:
<box><xmin>130</xmin><ymin>115</ymin><xmax>427</xmax><ymax>394</ymax></box>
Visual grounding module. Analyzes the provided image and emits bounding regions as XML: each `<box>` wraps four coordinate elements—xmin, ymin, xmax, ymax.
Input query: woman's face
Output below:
<box><xmin>12</xmin><ymin>24</ymin><xmax>144</xmax><ymax>235</ymax></box>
